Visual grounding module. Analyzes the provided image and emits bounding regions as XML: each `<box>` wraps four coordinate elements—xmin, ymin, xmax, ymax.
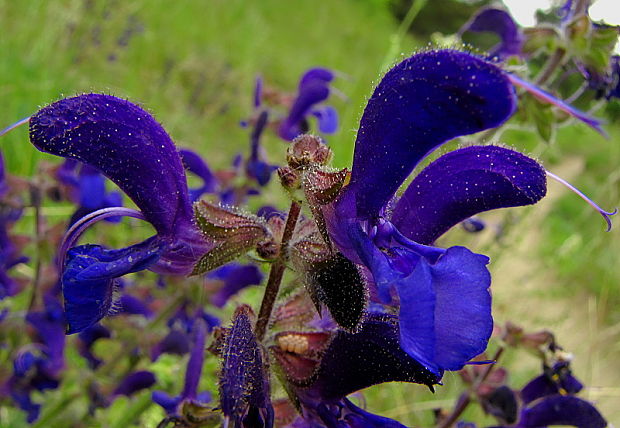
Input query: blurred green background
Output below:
<box><xmin>1</xmin><ymin>0</ymin><xmax>619</xmax><ymax>426</ymax></box>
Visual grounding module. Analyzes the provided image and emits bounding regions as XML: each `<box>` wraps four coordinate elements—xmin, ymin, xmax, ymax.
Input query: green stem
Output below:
<box><xmin>31</xmin><ymin>392</ymin><xmax>81</xmax><ymax>428</ymax></box>
<box><xmin>254</xmin><ymin>200</ymin><xmax>301</xmax><ymax>341</ymax></box>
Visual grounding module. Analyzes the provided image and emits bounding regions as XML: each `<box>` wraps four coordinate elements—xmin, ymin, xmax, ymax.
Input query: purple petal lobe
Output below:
<box><xmin>307</xmin><ymin>313</ymin><xmax>441</xmax><ymax>401</ymax></box>
<box><xmin>29</xmin><ymin>94</ymin><xmax>192</xmax><ymax>235</ymax></box>
<box><xmin>463</xmin><ymin>8</ymin><xmax>523</xmax><ymax>59</ymax></box>
<box><xmin>279</xmin><ymin>84</ymin><xmax>331</xmax><ymax>141</ymax></box>
<box><xmin>392</xmin><ymin>145</ymin><xmax>547</xmax><ymax>245</ymax></box>
<box><xmin>397</xmin><ymin>247</ymin><xmax>492</xmax><ymax>374</ymax></box>
<box><xmin>182</xmin><ymin>317</ymin><xmax>207</xmax><ymax>400</ymax></box>
<box><xmin>179</xmin><ymin>149</ymin><xmax>217</xmax><ymax>202</ymax></box>
<box><xmin>349</xmin><ymin>49</ymin><xmax>516</xmax><ymax>220</ymax></box>
<box><xmin>312</xmin><ymin>105</ymin><xmax>339</xmax><ymax>134</ymax></box>
<box><xmin>208</xmin><ymin>263</ymin><xmax>264</xmax><ymax>308</ymax></box>
<box><xmin>520</xmin><ymin>395</ymin><xmax>607</xmax><ymax>428</ymax></box>
<box><xmin>113</xmin><ymin>370</ymin><xmax>157</xmax><ymax>397</ymax></box>
<box><xmin>299</xmin><ymin>68</ymin><xmax>335</xmax><ymax>89</ymax></box>
<box><xmin>63</xmin><ymin>237</ymin><xmax>166</xmax><ymax>334</ymax></box>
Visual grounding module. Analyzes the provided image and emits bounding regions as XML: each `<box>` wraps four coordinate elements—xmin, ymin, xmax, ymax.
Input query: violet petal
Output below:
<box><xmin>29</xmin><ymin>94</ymin><xmax>192</xmax><ymax>235</ymax></box>
<box><xmin>347</xmin><ymin>49</ymin><xmax>516</xmax><ymax>220</ymax></box>
<box><xmin>62</xmin><ymin>237</ymin><xmax>166</xmax><ymax>334</ymax></box>
<box><xmin>520</xmin><ymin>395</ymin><xmax>607</xmax><ymax>428</ymax></box>
<box><xmin>397</xmin><ymin>247</ymin><xmax>492</xmax><ymax>374</ymax></box>
<box><xmin>392</xmin><ymin>145</ymin><xmax>547</xmax><ymax>245</ymax></box>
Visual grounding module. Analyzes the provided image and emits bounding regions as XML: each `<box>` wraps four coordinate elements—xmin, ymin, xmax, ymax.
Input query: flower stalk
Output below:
<box><xmin>255</xmin><ymin>200</ymin><xmax>301</xmax><ymax>341</ymax></box>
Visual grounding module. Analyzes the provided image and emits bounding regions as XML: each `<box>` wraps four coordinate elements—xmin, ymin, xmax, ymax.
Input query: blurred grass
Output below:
<box><xmin>1</xmin><ymin>0</ymin><xmax>619</xmax><ymax>427</ymax></box>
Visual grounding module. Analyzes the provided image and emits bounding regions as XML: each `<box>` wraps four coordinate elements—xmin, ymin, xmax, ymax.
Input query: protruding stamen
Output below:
<box><xmin>0</xmin><ymin>116</ymin><xmax>31</xmax><ymax>138</ymax></box>
<box><xmin>507</xmin><ymin>74</ymin><xmax>606</xmax><ymax>136</ymax></box>
<box><xmin>58</xmin><ymin>207</ymin><xmax>146</xmax><ymax>270</ymax></box>
<box><xmin>546</xmin><ymin>170</ymin><xmax>617</xmax><ymax>231</ymax></box>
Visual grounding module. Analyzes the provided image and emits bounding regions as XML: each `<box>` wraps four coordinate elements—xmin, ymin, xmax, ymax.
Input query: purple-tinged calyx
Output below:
<box><xmin>219</xmin><ymin>305</ymin><xmax>274</xmax><ymax>427</ymax></box>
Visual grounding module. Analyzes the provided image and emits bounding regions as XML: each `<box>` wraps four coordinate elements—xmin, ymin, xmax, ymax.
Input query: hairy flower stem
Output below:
<box><xmin>437</xmin><ymin>347</ymin><xmax>505</xmax><ymax>428</ymax></box>
<box><xmin>255</xmin><ymin>200</ymin><xmax>301</xmax><ymax>341</ymax></box>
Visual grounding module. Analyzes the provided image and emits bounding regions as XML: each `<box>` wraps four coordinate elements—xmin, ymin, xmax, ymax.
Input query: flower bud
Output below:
<box><xmin>286</xmin><ymin>134</ymin><xmax>332</xmax><ymax>169</ymax></box>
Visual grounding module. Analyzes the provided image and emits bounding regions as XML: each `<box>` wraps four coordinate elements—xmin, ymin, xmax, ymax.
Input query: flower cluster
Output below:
<box><xmin>0</xmin><ymin>41</ymin><xmax>614</xmax><ymax>427</ymax></box>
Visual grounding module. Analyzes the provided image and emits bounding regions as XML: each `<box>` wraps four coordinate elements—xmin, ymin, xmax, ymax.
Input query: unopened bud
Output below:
<box><xmin>287</xmin><ymin>134</ymin><xmax>332</xmax><ymax>169</ymax></box>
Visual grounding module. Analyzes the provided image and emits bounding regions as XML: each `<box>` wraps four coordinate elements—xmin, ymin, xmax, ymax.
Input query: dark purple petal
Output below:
<box><xmin>208</xmin><ymin>263</ymin><xmax>264</xmax><ymax>308</ymax></box>
<box><xmin>151</xmin><ymin>329</ymin><xmax>191</xmax><ymax>361</ymax></box>
<box><xmin>78</xmin><ymin>165</ymin><xmax>107</xmax><ymax>209</ymax></box>
<box><xmin>247</xmin><ymin>111</ymin><xmax>276</xmax><ymax>186</ymax></box>
<box><xmin>521</xmin><ymin>362</ymin><xmax>584</xmax><ymax>404</ymax></box>
<box><xmin>279</xmin><ymin>84</ymin><xmax>331</xmax><ymax>141</ymax></box>
<box><xmin>347</xmin><ymin>49</ymin><xmax>516</xmax><ymax>220</ymax></box>
<box><xmin>118</xmin><ymin>294</ymin><xmax>153</xmax><ymax>318</ymax></box>
<box><xmin>179</xmin><ymin>148</ymin><xmax>217</xmax><ymax>202</ymax></box>
<box><xmin>397</xmin><ymin>247</ymin><xmax>492</xmax><ymax>374</ymax></box>
<box><xmin>342</xmin><ymin>398</ymin><xmax>409</xmax><ymax>428</ymax></box>
<box><xmin>182</xmin><ymin>317</ymin><xmax>207</xmax><ymax>400</ymax></box>
<box><xmin>10</xmin><ymin>389</ymin><xmax>41</xmax><ymax>423</ymax></box>
<box><xmin>152</xmin><ymin>390</ymin><xmax>181</xmax><ymax>415</ymax></box>
<box><xmin>463</xmin><ymin>8</ymin><xmax>523</xmax><ymax>59</ymax></box>
<box><xmin>302</xmin><ymin>313</ymin><xmax>440</xmax><ymax>401</ymax></box>
<box><xmin>254</xmin><ymin>76</ymin><xmax>263</xmax><ymax>108</ymax></box>
<box><xmin>113</xmin><ymin>370</ymin><xmax>157</xmax><ymax>397</ymax></box>
<box><xmin>220</xmin><ymin>305</ymin><xmax>273</xmax><ymax>426</ymax></box>
<box><xmin>392</xmin><ymin>145</ymin><xmax>547</xmax><ymax>245</ymax></box>
<box><xmin>77</xmin><ymin>324</ymin><xmax>111</xmax><ymax>368</ymax></box>
<box><xmin>311</xmin><ymin>106</ymin><xmax>339</xmax><ymax>134</ymax></box>
<box><xmin>29</xmin><ymin>94</ymin><xmax>192</xmax><ymax>235</ymax></box>
<box><xmin>299</xmin><ymin>68</ymin><xmax>335</xmax><ymax>90</ymax></box>
<box><xmin>520</xmin><ymin>395</ymin><xmax>607</xmax><ymax>428</ymax></box>
<box><xmin>62</xmin><ymin>237</ymin><xmax>166</xmax><ymax>334</ymax></box>
<box><xmin>26</xmin><ymin>296</ymin><xmax>66</xmax><ymax>373</ymax></box>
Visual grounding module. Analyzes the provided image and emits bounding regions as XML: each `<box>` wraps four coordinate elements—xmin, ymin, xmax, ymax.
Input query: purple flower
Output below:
<box><xmin>272</xmin><ymin>311</ymin><xmax>439</xmax><ymax>427</ymax></box>
<box><xmin>461</xmin><ymin>8</ymin><xmax>524</xmax><ymax>60</ymax></box>
<box><xmin>278</xmin><ymin>68</ymin><xmax>338</xmax><ymax>141</ymax></box>
<box><xmin>151</xmin><ymin>304</ymin><xmax>219</xmax><ymax>361</ymax></box>
<box><xmin>28</xmin><ymin>94</ymin><xmax>213</xmax><ymax>333</ymax></box>
<box><xmin>179</xmin><ymin>148</ymin><xmax>217</xmax><ymax>202</ymax></box>
<box><xmin>5</xmin><ymin>296</ymin><xmax>66</xmax><ymax>422</ymax></box>
<box><xmin>153</xmin><ymin>315</ymin><xmax>214</xmax><ymax>424</ymax></box>
<box><xmin>56</xmin><ymin>159</ymin><xmax>123</xmax><ymax>225</ymax></box>
<box><xmin>320</xmin><ymin>50</ymin><xmax>547</xmax><ymax>376</ymax></box>
<box><xmin>246</xmin><ymin>110</ymin><xmax>277</xmax><ymax>186</ymax></box>
<box><xmin>112</xmin><ymin>370</ymin><xmax>157</xmax><ymax>397</ymax></box>
<box><xmin>0</xmin><ymin>150</ymin><xmax>27</xmax><ymax>299</ymax></box>
<box><xmin>77</xmin><ymin>323</ymin><xmax>111</xmax><ymax>368</ymax></box>
<box><xmin>208</xmin><ymin>262</ymin><xmax>264</xmax><ymax>308</ymax></box>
